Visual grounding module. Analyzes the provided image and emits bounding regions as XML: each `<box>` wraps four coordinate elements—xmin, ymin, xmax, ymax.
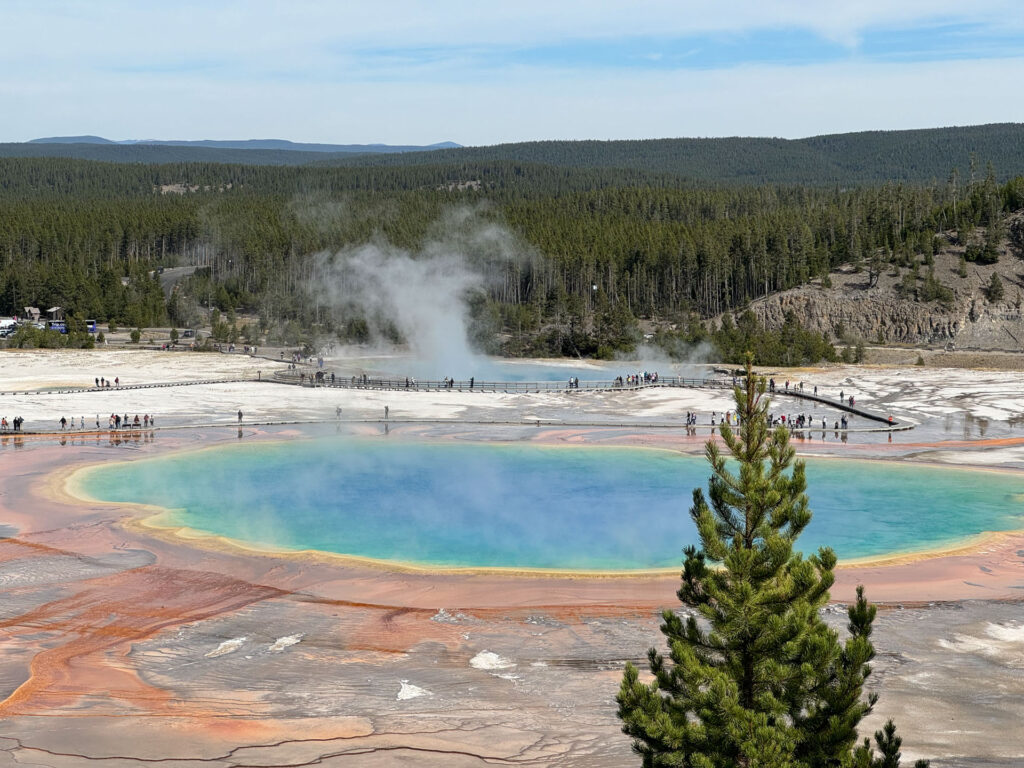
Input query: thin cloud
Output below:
<box><xmin>0</xmin><ymin>2</ymin><xmax>1021</xmax><ymax>142</ymax></box>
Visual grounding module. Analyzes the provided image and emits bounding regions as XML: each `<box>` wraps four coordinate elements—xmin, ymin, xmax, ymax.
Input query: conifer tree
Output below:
<box><xmin>986</xmin><ymin>272</ymin><xmax>1004</xmax><ymax>303</ymax></box>
<box><xmin>617</xmin><ymin>360</ymin><xmax>928</xmax><ymax>768</ymax></box>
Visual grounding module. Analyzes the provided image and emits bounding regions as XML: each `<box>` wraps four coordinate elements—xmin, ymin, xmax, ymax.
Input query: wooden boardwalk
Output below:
<box><xmin>0</xmin><ymin>370</ymin><xmax>911</xmax><ymax>433</ymax></box>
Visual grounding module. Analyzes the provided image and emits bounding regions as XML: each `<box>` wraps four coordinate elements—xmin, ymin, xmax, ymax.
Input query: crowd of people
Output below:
<box><xmin>688</xmin><ymin>409</ymin><xmax>855</xmax><ymax>432</ymax></box>
<box><xmin>615</xmin><ymin>371</ymin><xmax>660</xmax><ymax>386</ymax></box>
<box><xmin>105</xmin><ymin>413</ymin><xmax>155</xmax><ymax>430</ymax></box>
<box><xmin>53</xmin><ymin>414</ymin><xmax>157</xmax><ymax>431</ymax></box>
<box><xmin>3</xmin><ymin>413</ymin><xmax>160</xmax><ymax>433</ymax></box>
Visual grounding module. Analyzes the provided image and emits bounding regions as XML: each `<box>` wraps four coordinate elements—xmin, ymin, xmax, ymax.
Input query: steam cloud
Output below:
<box><xmin>311</xmin><ymin>207</ymin><xmax>531</xmax><ymax>378</ymax></box>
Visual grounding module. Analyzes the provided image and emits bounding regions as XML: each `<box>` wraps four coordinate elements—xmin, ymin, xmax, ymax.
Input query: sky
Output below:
<box><xmin>1</xmin><ymin>1</ymin><xmax>1023</xmax><ymax>145</ymax></box>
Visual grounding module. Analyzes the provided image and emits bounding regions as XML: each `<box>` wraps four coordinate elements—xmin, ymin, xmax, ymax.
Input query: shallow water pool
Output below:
<box><xmin>79</xmin><ymin>438</ymin><xmax>1024</xmax><ymax>570</ymax></box>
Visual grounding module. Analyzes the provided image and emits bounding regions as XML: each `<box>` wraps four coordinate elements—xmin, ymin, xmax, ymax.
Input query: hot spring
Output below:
<box><xmin>77</xmin><ymin>438</ymin><xmax>1024</xmax><ymax>570</ymax></box>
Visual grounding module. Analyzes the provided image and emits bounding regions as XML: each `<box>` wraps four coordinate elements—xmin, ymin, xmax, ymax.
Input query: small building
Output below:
<box><xmin>46</xmin><ymin>307</ymin><xmax>65</xmax><ymax>321</ymax></box>
<box><xmin>22</xmin><ymin>307</ymin><xmax>41</xmax><ymax>321</ymax></box>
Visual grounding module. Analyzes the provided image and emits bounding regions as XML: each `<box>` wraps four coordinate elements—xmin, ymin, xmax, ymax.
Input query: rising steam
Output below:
<box><xmin>311</xmin><ymin>207</ymin><xmax>531</xmax><ymax>378</ymax></box>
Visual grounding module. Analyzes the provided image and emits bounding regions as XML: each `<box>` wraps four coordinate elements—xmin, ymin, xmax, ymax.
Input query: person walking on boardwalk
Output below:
<box><xmin>59</xmin><ymin>416</ymin><xmax>67</xmax><ymax>430</ymax></box>
<box><xmin>237</xmin><ymin>409</ymin><xmax>243</xmax><ymax>423</ymax></box>
<box><xmin>384</xmin><ymin>405</ymin><xmax>389</xmax><ymax>420</ymax></box>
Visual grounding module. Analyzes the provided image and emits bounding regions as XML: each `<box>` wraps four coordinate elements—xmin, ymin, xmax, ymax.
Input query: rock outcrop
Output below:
<box><xmin>738</xmin><ymin>238</ymin><xmax>1024</xmax><ymax>351</ymax></box>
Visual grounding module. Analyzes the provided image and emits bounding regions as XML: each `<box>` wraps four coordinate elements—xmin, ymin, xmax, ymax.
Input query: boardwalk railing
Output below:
<box><xmin>273</xmin><ymin>370</ymin><xmax>902</xmax><ymax>427</ymax></box>
<box><xmin>0</xmin><ymin>377</ymin><xmax>253</xmax><ymax>397</ymax></box>
<box><xmin>271</xmin><ymin>370</ymin><xmax>712</xmax><ymax>394</ymax></box>
<box><xmin>764</xmin><ymin>388</ymin><xmax>897</xmax><ymax>427</ymax></box>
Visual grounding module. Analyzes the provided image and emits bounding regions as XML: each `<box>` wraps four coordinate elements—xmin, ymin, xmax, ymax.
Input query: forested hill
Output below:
<box><xmin>2</xmin><ymin>123</ymin><xmax>1022</xmax><ymax>185</ymax></box>
<box><xmin>325</xmin><ymin>123</ymin><xmax>1024</xmax><ymax>184</ymax></box>
<box><xmin>2</xmin><ymin>126</ymin><xmax>1024</xmax><ymax>365</ymax></box>
<box><xmin>0</xmin><ymin>142</ymin><xmax>355</xmax><ymax>167</ymax></box>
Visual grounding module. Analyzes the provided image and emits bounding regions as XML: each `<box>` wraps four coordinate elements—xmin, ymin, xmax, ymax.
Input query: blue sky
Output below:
<box><xmin>1</xmin><ymin>1</ymin><xmax>1022</xmax><ymax>144</ymax></box>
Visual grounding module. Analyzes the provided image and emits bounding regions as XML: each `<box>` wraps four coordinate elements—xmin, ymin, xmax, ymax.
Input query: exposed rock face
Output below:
<box><xmin>743</xmin><ymin>242</ymin><xmax>1024</xmax><ymax>351</ymax></box>
<box><xmin>750</xmin><ymin>293</ymin><xmax>965</xmax><ymax>346</ymax></box>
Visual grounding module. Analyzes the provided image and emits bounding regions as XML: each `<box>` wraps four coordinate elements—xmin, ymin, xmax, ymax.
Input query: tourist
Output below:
<box><xmin>59</xmin><ymin>416</ymin><xmax>67</xmax><ymax>430</ymax></box>
<box><xmin>115</xmin><ymin>377</ymin><xmax>119</xmax><ymax>387</ymax></box>
<box><xmin>237</xmin><ymin>409</ymin><xmax>243</xmax><ymax>423</ymax></box>
<box><xmin>385</xmin><ymin>405</ymin><xmax>389</xmax><ymax>420</ymax></box>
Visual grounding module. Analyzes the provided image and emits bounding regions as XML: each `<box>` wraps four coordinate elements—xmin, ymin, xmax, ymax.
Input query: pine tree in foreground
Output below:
<box><xmin>617</xmin><ymin>361</ymin><xmax>928</xmax><ymax>768</ymax></box>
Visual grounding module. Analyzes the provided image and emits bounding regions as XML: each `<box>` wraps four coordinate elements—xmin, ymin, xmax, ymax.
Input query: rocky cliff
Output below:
<box><xmin>744</xmin><ymin>235</ymin><xmax>1024</xmax><ymax>351</ymax></box>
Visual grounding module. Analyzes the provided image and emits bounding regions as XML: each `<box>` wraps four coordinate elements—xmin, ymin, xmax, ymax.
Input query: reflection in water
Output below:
<box><xmin>957</xmin><ymin>412</ymin><xmax>992</xmax><ymax>440</ymax></box>
<box><xmin>0</xmin><ymin>429</ymin><xmax>157</xmax><ymax>451</ymax></box>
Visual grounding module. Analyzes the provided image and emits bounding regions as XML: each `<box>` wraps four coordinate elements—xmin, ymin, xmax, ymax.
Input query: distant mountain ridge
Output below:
<box><xmin>28</xmin><ymin>136</ymin><xmax>461</xmax><ymax>153</ymax></box>
<box><xmin>29</xmin><ymin>135</ymin><xmax>116</xmax><ymax>144</ymax></box>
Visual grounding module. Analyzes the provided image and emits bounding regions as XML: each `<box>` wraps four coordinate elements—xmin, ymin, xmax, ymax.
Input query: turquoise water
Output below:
<box><xmin>79</xmin><ymin>439</ymin><xmax>1024</xmax><ymax>570</ymax></box>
